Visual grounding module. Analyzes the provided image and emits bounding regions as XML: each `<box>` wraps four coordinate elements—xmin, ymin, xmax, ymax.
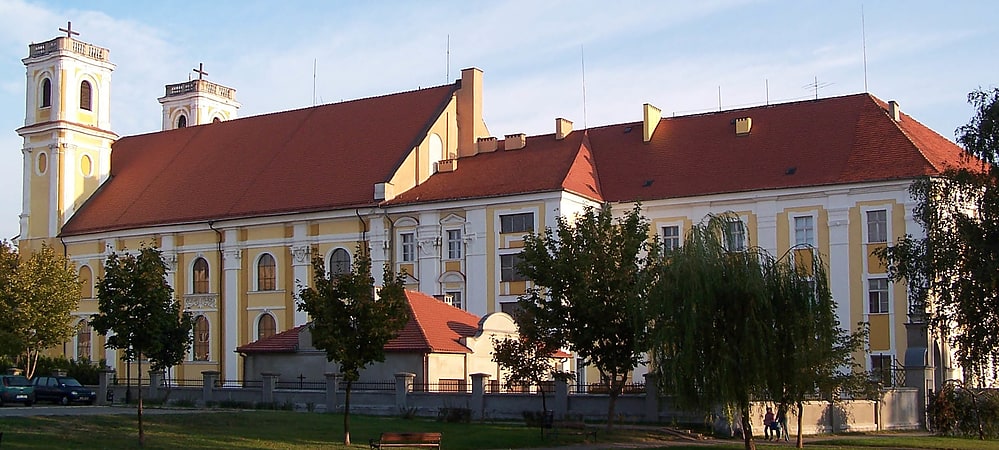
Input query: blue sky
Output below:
<box><xmin>1</xmin><ymin>0</ymin><xmax>997</xmax><ymax>242</ymax></box>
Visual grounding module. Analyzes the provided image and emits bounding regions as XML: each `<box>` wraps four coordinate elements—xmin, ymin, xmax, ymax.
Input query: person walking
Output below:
<box><xmin>776</xmin><ymin>404</ymin><xmax>790</xmax><ymax>442</ymax></box>
<box><xmin>763</xmin><ymin>406</ymin><xmax>775</xmax><ymax>441</ymax></box>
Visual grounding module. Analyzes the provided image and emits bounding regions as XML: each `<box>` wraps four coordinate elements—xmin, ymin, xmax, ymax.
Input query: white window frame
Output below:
<box><xmin>868</xmin><ymin>277</ymin><xmax>890</xmax><ymax>314</ymax></box>
<box><xmin>499</xmin><ymin>212</ymin><xmax>535</xmax><ymax>234</ymax></box>
<box><xmin>327</xmin><ymin>247</ymin><xmax>352</xmax><ymax>277</ymax></box>
<box><xmin>661</xmin><ymin>224</ymin><xmax>681</xmax><ymax>251</ymax></box>
<box><xmin>446</xmin><ymin>228</ymin><xmax>462</xmax><ymax>260</ymax></box>
<box><xmin>253</xmin><ymin>252</ymin><xmax>278</xmax><ymax>292</ymax></box>
<box><xmin>400</xmin><ymin>232</ymin><xmax>416</xmax><ymax>262</ymax></box>
<box><xmin>500</xmin><ymin>252</ymin><xmax>527</xmax><ymax>282</ymax></box>
<box><xmin>793</xmin><ymin>215</ymin><xmax>815</xmax><ymax>247</ymax></box>
<box><xmin>724</xmin><ymin>218</ymin><xmax>747</xmax><ymax>252</ymax></box>
<box><xmin>866</xmin><ymin>209</ymin><xmax>889</xmax><ymax>244</ymax></box>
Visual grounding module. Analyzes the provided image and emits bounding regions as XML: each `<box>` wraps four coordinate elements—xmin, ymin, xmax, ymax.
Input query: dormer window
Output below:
<box><xmin>80</xmin><ymin>80</ymin><xmax>92</xmax><ymax>111</ymax></box>
<box><xmin>41</xmin><ymin>78</ymin><xmax>52</xmax><ymax>108</ymax></box>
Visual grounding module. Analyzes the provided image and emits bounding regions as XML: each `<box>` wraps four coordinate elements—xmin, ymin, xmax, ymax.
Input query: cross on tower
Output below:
<box><xmin>193</xmin><ymin>63</ymin><xmax>208</xmax><ymax>80</ymax></box>
<box><xmin>58</xmin><ymin>21</ymin><xmax>80</xmax><ymax>39</ymax></box>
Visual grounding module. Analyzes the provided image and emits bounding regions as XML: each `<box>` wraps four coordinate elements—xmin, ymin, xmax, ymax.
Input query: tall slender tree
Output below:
<box><xmin>517</xmin><ymin>204</ymin><xmax>653</xmax><ymax>429</ymax></box>
<box><xmin>297</xmin><ymin>245</ymin><xmax>409</xmax><ymax>446</ymax></box>
<box><xmin>91</xmin><ymin>245</ymin><xmax>192</xmax><ymax>447</ymax></box>
<box><xmin>877</xmin><ymin>87</ymin><xmax>999</xmax><ymax>386</ymax></box>
<box><xmin>0</xmin><ymin>241</ymin><xmax>80</xmax><ymax>379</ymax></box>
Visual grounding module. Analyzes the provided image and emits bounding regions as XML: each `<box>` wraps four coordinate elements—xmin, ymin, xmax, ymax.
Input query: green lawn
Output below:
<box><xmin>0</xmin><ymin>410</ymin><xmax>995</xmax><ymax>449</ymax></box>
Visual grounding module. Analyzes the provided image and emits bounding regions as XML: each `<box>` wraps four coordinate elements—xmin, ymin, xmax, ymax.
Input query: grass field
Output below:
<box><xmin>0</xmin><ymin>409</ymin><xmax>994</xmax><ymax>449</ymax></box>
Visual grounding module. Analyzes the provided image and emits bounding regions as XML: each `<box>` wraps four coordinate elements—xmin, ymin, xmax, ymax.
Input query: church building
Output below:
<box><xmin>16</xmin><ymin>28</ymin><xmax>973</xmax><ymax>390</ymax></box>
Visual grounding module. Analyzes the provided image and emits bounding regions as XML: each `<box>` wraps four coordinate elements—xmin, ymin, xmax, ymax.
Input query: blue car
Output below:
<box><xmin>0</xmin><ymin>374</ymin><xmax>35</xmax><ymax>406</ymax></box>
<box><xmin>32</xmin><ymin>375</ymin><xmax>95</xmax><ymax>405</ymax></box>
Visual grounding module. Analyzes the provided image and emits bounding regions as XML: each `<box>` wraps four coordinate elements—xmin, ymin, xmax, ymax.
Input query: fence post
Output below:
<box><xmin>643</xmin><ymin>373</ymin><xmax>659</xmax><ymax>422</ymax></box>
<box><xmin>97</xmin><ymin>368</ymin><xmax>115</xmax><ymax>406</ymax></box>
<box><xmin>202</xmin><ymin>370</ymin><xmax>219</xmax><ymax>405</ymax></box>
<box><xmin>554</xmin><ymin>377</ymin><xmax>569</xmax><ymax>419</ymax></box>
<box><xmin>470</xmin><ymin>373</ymin><xmax>490</xmax><ymax>420</ymax></box>
<box><xmin>395</xmin><ymin>372</ymin><xmax>415</xmax><ymax>410</ymax></box>
<box><xmin>261</xmin><ymin>372</ymin><xmax>279</xmax><ymax>404</ymax></box>
<box><xmin>148</xmin><ymin>370</ymin><xmax>163</xmax><ymax>400</ymax></box>
<box><xmin>325</xmin><ymin>372</ymin><xmax>339</xmax><ymax>413</ymax></box>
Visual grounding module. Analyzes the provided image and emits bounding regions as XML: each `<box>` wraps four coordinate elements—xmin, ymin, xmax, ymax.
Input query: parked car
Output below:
<box><xmin>0</xmin><ymin>374</ymin><xmax>35</xmax><ymax>406</ymax></box>
<box><xmin>32</xmin><ymin>375</ymin><xmax>95</xmax><ymax>405</ymax></box>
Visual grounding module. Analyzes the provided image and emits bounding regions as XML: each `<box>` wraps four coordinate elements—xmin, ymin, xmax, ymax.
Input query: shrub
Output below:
<box><xmin>928</xmin><ymin>380</ymin><xmax>999</xmax><ymax>439</ymax></box>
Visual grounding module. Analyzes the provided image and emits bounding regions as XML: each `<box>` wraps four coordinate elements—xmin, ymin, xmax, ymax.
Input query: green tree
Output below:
<box><xmin>91</xmin><ymin>245</ymin><xmax>192</xmax><ymax>447</ymax></box>
<box><xmin>648</xmin><ymin>214</ymin><xmax>772</xmax><ymax>450</ymax></box>
<box><xmin>765</xmin><ymin>247</ymin><xmax>868</xmax><ymax>448</ymax></box>
<box><xmin>296</xmin><ymin>245</ymin><xmax>409</xmax><ymax>446</ymax></box>
<box><xmin>491</xmin><ymin>334</ymin><xmax>573</xmax><ymax>417</ymax></box>
<box><xmin>517</xmin><ymin>204</ymin><xmax>653</xmax><ymax>429</ymax></box>
<box><xmin>877</xmin><ymin>87</ymin><xmax>999</xmax><ymax>386</ymax></box>
<box><xmin>0</xmin><ymin>241</ymin><xmax>80</xmax><ymax>379</ymax></box>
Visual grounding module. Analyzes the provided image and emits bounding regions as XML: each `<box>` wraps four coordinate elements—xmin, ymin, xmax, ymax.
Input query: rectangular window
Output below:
<box><xmin>868</xmin><ymin>278</ymin><xmax>889</xmax><ymax>314</ymax></box>
<box><xmin>500</xmin><ymin>212</ymin><xmax>534</xmax><ymax>234</ymax></box>
<box><xmin>724</xmin><ymin>219</ymin><xmax>746</xmax><ymax>251</ymax></box>
<box><xmin>447</xmin><ymin>229</ymin><xmax>462</xmax><ymax>259</ymax></box>
<box><xmin>445</xmin><ymin>291</ymin><xmax>462</xmax><ymax>310</ymax></box>
<box><xmin>867</xmin><ymin>210</ymin><xmax>888</xmax><ymax>243</ymax></box>
<box><xmin>401</xmin><ymin>232</ymin><xmax>415</xmax><ymax>262</ymax></box>
<box><xmin>662</xmin><ymin>225</ymin><xmax>680</xmax><ymax>251</ymax></box>
<box><xmin>500</xmin><ymin>253</ymin><xmax>527</xmax><ymax>282</ymax></box>
<box><xmin>871</xmin><ymin>355</ymin><xmax>894</xmax><ymax>387</ymax></box>
<box><xmin>794</xmin><ymin>216</ymin><xmax>814</xmax><ymax>247</ymax></box>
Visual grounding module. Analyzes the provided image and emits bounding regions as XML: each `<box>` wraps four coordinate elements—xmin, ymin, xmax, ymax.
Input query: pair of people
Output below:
<box><xmin>763</xmin><ymin>405</ymin><xmax>789</xmax><ymax>441</ymax></box>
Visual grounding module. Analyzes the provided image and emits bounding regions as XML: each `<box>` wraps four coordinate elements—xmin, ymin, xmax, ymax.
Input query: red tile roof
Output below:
<box><xmin>388</xmin><ymin>93</ymin><xmax>975</xmax><ymax>206</ymax></box>
<box><xmin>236</xmin><ymin>324</ymin><xmax>307</xmax><ymax>354</ymax></box>
<box><xmin>61</xmin><ymin>84</ymin><xmax>459</xmax><ymax>236</ymax></box>
<box><xmin>236</xmin><ymin>290</ymin><xmax>481</xmax><ymax>355</ymax></box>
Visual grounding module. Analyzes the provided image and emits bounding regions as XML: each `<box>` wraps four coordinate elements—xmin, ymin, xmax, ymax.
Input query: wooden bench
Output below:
<box><xmin>369</xmin><ymin>432</ymin><xmax>441</xmax><ymax>449</ymax></box>
<box><xmin>543</xmin><ymin>419</ymin><xmax>597</xmax><ymax>442</ymax></box>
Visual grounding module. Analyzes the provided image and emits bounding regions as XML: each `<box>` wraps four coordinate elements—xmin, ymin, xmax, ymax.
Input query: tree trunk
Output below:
<box><xmin>137</xmin><ymin>355</ymin><xmax>144</xmax><ymax>446</ymax></box>
<box><xmin>604</xmin><ymin>372</ymin><xmax>626</xmax><ymax>431</ymax></box>
<box><xmin>796</xmin><ymin>401</ymin><xmax>804</xmax><ymax>448</ymax></box>
<box><xmin>343</xmin><ymin>380</ymin><xmax>352</xmax><ymax>446</ymax></box>
<box><xmin>740</xmin><ymin>403</ymin><xmax>756</xmax><ymax>450</ymax></box>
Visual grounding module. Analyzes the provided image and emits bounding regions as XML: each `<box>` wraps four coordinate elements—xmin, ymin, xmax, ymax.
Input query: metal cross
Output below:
<box><xmin>58</xmin><ymin>21</ymin><xmax>80</xmax><ymax>38</ymax></box>
<box><xmin>193</xmin><ymin>63</ymin><xmax>208</xmax><ymax>80</ymax></box>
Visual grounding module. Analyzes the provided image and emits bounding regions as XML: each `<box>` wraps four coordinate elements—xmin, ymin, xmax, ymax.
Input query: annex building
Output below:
<box><xmin>16</xmin><ymin>30</ymin><xmax>974</xmax><ymax>390</ymax></box>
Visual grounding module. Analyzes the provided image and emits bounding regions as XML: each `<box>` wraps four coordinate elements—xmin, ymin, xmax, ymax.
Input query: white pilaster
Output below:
<box><xmin>464</xmin><ymin>208</ymin><xmax>488</xmax><ymax>316</ymax></box>
<box><xmin>47</xmin><ymin>143</ymin><xmax>60</xmax><ymax>237</ymax></box>
<box><xmin>290</xmin><ymin>222</ymin><xmax>311</xmax><ymax>325</ymax></box>
<box><xmin>222</xmin><ymin>229</ymin><xmax>241</xmax><ymax>382</ymax></box>
<box><xmin>827</xmin><ymin>202</ymin><xmax>852</xmax><ymax>340</ymax></box>
<box><xmin>369</xmin><ymin>216</ymin><xmax>389</xmax><ymax>286</ymax></box>
<box><xmin>417</xmin><ymin>212</ymin><xmax>441</xmax><ymax>294</ymax></box>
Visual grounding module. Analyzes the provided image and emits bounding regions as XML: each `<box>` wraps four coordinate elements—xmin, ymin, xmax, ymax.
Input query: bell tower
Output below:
<box><xmin>17</xmin><ymin>22</ymin><xmax>117</xmax><ymax>252</ymax></box>
<box><xmin>157</xmin><ymin>63</ymin><xmax>240</xmax><ymax>131</ymax></box>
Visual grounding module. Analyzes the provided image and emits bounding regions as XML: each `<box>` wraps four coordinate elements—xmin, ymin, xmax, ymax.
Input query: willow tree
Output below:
<box><xmin>517</xmin><ymin>203</ymin><xmax>653</xmax><ymax>429</ymax></box>
<box><xmin>877</xmin><ymin>87</ymin><xmax>999</xmax><ymax>386</ymax></box>
<box><xmin>648</xmin><ymin>213</ymin><xmax>772</xmax><ymax>450</ymax></box>
<box><xmin>0</xmin><ymin>242</ymin><xmax>80</xmax><ymax>379</ymax></box>
<box><xmin>765</xmin><ymin>247</ymin><xmax>867</xmax><ymax>448</ymax></box>
<box><xmin>297</xmin><ymin>246</ymin><xmax>409</xmax><ymax>446</ymax></box>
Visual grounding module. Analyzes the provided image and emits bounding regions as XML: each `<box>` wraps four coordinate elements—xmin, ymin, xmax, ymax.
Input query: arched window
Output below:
<box><xmin>76</xmin><ymin>320</ymin><xmax>92</xmax><ymax>361</ymax></box>
<box><xmin>329</xmin><ymin>248</ymin><xmax>351</xmax><ymax>277</ymax></box>
<box><xmin>257</xmin><ymin>253</ymin><xmax>276</xmax><ymax>291</ymax></box>
<box><xmin>212</xmin><ymin>117</ymin><xmax>221</xmax><ymax>123</ymax></box>
<box><xmin>79</xmin><ymin>266</ymin><xmax>93</xmax><ymax>299</ymax></box>
<box><xmin>257</xmin><ymin>314</ymin><xmax>276</xmax><ymax>340</ymax></box>
<box><xmin>41</xmin><ymin>78</ymin><xmax>52</xmax><ymax>107</ymax></box>
<box><xmin>177</xmin><ymin>115</ymin><xmax>187</xmax><ymax>128</ymax></box>
<box><xmin>193</xmin><ymin>315</ymin><xmax>209</xmax><ymax>361</ymax></box>
<box><xmin>80</xmin><ymin>80</ymin><xmax>92</xmax><ymax>111</ymax></box>
<box><xmin>193</xmin><ymin>257</ymin><xmax>209</xmax><ymax>294</ymax></box>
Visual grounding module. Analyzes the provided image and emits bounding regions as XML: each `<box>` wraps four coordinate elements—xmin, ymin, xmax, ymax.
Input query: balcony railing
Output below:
<box><xmin>29</xmin><ymin>37</ymin><xmax>109</xmax><ymax>61</ymax></box>
<box><xmin>164</xmin><ymin>79</ymin><xmax>236</xmax><ymax>100</ymax></box>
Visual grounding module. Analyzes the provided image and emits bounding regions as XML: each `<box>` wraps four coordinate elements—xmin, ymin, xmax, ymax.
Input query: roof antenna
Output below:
<box><xmin>861</xmin><ymin>4</ymin><xmax>869</xmax><ymax>92</ymax></box>
<box><xmin>765</xmin><ymin>79</ymin><xmax>770</xmax><ymax>106</ymax></box>
<box><xmin>718</xmin><ymin>86</ymin><xmax>722</xmax><ymax>111</ymax></box>
<box><xmin>446</xmin><ymin>34</ymin><xmax>450</xmax><ymax>83</ymax></box>
<box><xmin>581</xmin><ymin>45</ymin><xmax>587</xmax><ymax>129</ymax></box>
<box><xmin>803</xmin><ymin>76</ymin><xmax>832</xmax><ymax>100</ymax></box>
<box><xmin>313</xmin><ymin>58</ymin><xmax>317</xmax><ymax>106</ymax></box>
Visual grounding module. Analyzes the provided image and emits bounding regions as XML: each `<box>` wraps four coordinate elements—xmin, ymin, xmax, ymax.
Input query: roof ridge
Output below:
<box><xmin>404</xmin><ymin>291</ymin><xmax>436</xmax><ymax>352</ymax></box>
<box><xmin>560</xmin><ymin>131</ymin><xmax>605</xmax><ymax>201</ymax></box>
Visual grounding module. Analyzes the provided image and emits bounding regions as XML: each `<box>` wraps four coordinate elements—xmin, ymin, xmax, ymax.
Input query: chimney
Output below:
<box><xmin>735</xmin><ymin>117</ymin><xmax>752</xmax><ymax>135</ymax></box>
<box><xmin>457</xmin><ymin>68</ymin><xmax>490</xmax><ymax>158</ymax></box>
<box><xmin>477</xmin><ymin>136</ymin><xmax>497</xmax><ymax>153</ymax></box>
<box><xmin>556</xmin><ymin>118</ymin><xmax>573</xmax><ymax>140</ymax></box>
<box><xmin>505</xmin><ymin>133</ymin><xmax>526</xmax><ymax>150</ymax></box>
<box><xmin>888</xmin><ymin>100</ymin><xmax>901</xmax><ymax>122</ymax></box>
<box><xmin>643</xmin><ymin>103</ymin><xmax>661</xmax><ymax>142</ymax></box>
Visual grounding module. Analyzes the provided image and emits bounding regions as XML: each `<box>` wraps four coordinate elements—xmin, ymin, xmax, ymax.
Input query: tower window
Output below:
<box><xmin>193</xmin><ymin>257</ymin><xmax>210</xmax><ymax>294</ymax></box>
<box><xmin>177</xmin><ymin>115</ymin><xmax>187</xmax><ymax>128</ymax></box>
<box><xmin>257</xmin><ymin>253</ymin><xmax>276</xmax><ymax>291</ymax></box>
<box><xmin>80</xmin><ymin>80</ymin><xmax>92</xmax><ymax>111</ymax></box>
<box><xmin>41</xmin><ymin>78</ymin><xmax>52</xmax><ymax>108</ymax></box>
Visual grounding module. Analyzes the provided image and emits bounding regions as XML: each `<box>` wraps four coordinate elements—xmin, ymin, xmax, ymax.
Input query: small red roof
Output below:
<box><xmin>236</xmin><ymin>290</ymin><xmax>481</xmax><ymax>355</ymax></box>
<box><xmin>61</xmin><ymin>83</ymin><xmax>458</xmax><ymax>236</ymax></box>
